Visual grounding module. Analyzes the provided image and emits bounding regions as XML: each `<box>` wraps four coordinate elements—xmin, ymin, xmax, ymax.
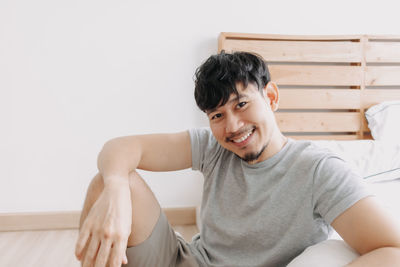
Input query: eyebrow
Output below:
<box><xmin>206</xmin><ymin>93</ymin><xmax>248</xmax><ymax>114</ymax></box>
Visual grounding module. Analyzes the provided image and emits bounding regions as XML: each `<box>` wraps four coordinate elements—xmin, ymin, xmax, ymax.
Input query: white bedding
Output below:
<box><xmin>365</xmin><ymin>101</ymin><xmax>400</xmax><ymax>143</ymax></box>
<box><xmin>287</xmin><ymin>239</ymin><xmax>359</xmax><ymax>267</ymax></box>
<box><xmin>288</xmin><ymin>140</ymin><xmax>400</xmax><ymax>266</ymax></box>
<box><xmin>313</xmin><ymin>140</ymin><xmax>400</xmax><ymax>182</ymax></box>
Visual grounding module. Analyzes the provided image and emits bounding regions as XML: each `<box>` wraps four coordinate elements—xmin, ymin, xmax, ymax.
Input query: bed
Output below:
<box><xmin>218</xmin><ymin>33</ymin><xmax>400</xmax><ymax>266</ymax></box>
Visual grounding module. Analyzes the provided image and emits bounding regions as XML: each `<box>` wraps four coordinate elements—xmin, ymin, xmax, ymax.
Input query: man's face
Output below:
<box><xmin>207</xmin><ymin>82</ymin><xmax>279</xmax><ymax>164</ymax></box>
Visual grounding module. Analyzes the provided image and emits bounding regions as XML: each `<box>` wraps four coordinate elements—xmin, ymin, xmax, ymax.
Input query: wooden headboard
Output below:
<box><xmin>218</xmin><ymin>32</ymin><xmax>400</xmax><ymax>140</ymax></box>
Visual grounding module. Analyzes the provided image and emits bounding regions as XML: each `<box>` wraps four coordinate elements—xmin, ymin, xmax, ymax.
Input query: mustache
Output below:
<box><xmin>225</xmin><ymin>126</ymin><xmax>256</xmax><ymax>142</ymax></box>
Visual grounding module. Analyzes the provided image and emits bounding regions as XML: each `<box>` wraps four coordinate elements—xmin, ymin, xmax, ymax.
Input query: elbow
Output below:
<box><xmin>96</xmin><ymin>137</ymin><xmax>124</xmax><ymax>170</ymax></box>
<box><xmin>96</xmin><ymin>136</ymin><xmax>142</xmax><ymax>174</ymax></box>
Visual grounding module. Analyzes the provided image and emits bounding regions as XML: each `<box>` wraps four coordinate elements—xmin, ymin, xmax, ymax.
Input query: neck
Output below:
<box><xmin>249</xmin><ymin>129</ymin><xmax>288</xmax><ymax>164</ymax></box>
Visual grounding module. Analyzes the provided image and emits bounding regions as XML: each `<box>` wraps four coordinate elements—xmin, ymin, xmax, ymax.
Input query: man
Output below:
<box><xmin>75</xmin><ymin>52</ymin><xmax>400</xmax><ymax>267</ymax></box>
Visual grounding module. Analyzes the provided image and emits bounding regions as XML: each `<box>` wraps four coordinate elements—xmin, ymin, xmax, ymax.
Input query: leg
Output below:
<box><xmin>79</xmin><ymin>171</ymin><xmax>161</xmax><ymax>248</ymax></box>
<box><xmin>79</xmin><ymin>172</ymin><xmax>199</xmax><ymax>267</ymax></box>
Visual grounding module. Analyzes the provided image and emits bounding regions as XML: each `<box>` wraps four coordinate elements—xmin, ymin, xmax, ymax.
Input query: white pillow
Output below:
<box><xmin>287</xmin><ymin>240</ymin><xmax>359</xmax><ymax>267</ymax></box>
<box><xmin>365</xmin><ymin>101</ymin><xmax>400</xmax><ymax>143</ymax></box>
<box><xmin>313</xmin><ymin>140</ymin><xmax>400</xmax><ymax>182</ymax></box>
<box><xmin>364</xmin><ymin>168</ymin><xmax>400</xmax><ymax>183</ymax></box>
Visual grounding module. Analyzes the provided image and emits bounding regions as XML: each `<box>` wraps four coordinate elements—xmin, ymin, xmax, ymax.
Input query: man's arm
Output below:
<box><xmin>331</xmin><ymin>196</ymin><xmax>400</xmax><ymax>266</ymax></box>
<box><xmin>98</xmin><ymin>131</ymin><xmax>192</xmax><ymax>184</ymax></box>
<box><xmin>75</xmin><ymin>131</ymin><xmax>192</xmax><ymax>267</ymax></box>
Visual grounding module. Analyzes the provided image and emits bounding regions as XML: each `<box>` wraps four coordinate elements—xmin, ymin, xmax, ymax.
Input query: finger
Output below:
<box><xmin>75</xmin><ymin>224</ymin><xmax>91</xmax><ymax>259</ymax></box>
<box><xmin>94</xmin><ymin>239</ymin><xmax>112</xmax><ymax>267</ymax></box>
<box><xmin>78</xmin><ymin>235</ymin><xmax>90</xmax><ymax>263</ymax></box>
<box><xmin>109</xmin><ymin>240</ymin><xmax>128</xmax><ymax>267</ymax></box>
<box><xmin>122</xmin><ymin>253</ymin><xmax>128</xmax><ymax>265</ymax></box>
<box><xmin>83</xmin><ymin>236</ymin><xmax>100</xmax><ymax>267</ymax></box>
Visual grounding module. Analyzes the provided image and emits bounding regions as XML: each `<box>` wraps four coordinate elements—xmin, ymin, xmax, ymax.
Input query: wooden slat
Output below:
<box><xmin>279</xmin><ymin>89</ymin><xmax>361</xmax><ymax>109</ymax></box>
<box><xmin>287</xmin><ymin>135</ymin><xmax>361</xmax><ymax>140</ymax></box>
<box><xmin>362</xmin><ymin>89</ymin><xmax>400</xmax><ymax>108</ymax></box>
<box><xmin>276</xmin><ymin>112</ymin><xmax>361</xmax><ymax>132</ymax></box>
<box><xmin>223</xmin><ymin>39</ymin><xmax>362</xmax><ymax>63</ymax></box>
<box><xmin>0</xmin><ymin>207</ymin><xmax>196</xmax><ymax>231</ymax></box>
<box><xmin>220</xmin><ymin>32</ymin><xmax>363</xmax><ymax>41</ymax></box>
<box><xmin>366</xmin><ymin>67</ymin><xmax>400</xmax><ymax>86</ymax></box>
<box><xmin>270</xmin><ymin>65</ymin><xmax>362</xmax><ymax>86</ymax></box>
<box><xmin>359</xmin><ymin>36</ymin><xmax>367</xmax><ymax>139</ymax></box>
<box><xmin>367</xmin><ymin>35</ymin><xmax>400</xmax><ymax>41</ymax></box>
<box><xmin>366</xmin><ymin>42</ymin><xmax>400</xmax><ymax>63</ymax></box>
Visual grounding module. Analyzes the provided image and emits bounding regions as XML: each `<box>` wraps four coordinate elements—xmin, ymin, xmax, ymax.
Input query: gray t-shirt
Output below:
<box><xmin>188</xmin><ymin>127</ymin><xmax>371</xmax><ymax>267</ymax></box>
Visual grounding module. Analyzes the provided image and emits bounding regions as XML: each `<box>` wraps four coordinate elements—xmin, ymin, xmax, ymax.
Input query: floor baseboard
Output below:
<box><xmin>0</xmin><ymin>207</ymin><xmax>196</xmax><ymax>231</ymax></box>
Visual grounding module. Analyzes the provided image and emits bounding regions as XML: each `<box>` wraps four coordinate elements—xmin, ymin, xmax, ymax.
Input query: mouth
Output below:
<box><xmin>227</xmin><ymin>127</ymin><xmax>256</xmax><ymax>146</ymax></box>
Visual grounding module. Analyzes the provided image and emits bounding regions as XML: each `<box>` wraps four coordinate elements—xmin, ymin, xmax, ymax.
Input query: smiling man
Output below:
<box><xmin>76</xmin><ymin>52</ymin><xmax>400</xmax><ymax>267</ymax></box>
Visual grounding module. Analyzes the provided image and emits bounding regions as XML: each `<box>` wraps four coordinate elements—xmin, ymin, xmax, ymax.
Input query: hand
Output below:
<box><xmin>75</xmin><ymin>181</ymin><xmax>132</xmax><ymax>267</ymax></box>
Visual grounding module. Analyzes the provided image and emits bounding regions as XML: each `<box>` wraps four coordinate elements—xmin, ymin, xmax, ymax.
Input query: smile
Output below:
<box><xmin>229</xmin><ymin>128</ymin><xmax>255</xmax><ymax>144</ymax></box>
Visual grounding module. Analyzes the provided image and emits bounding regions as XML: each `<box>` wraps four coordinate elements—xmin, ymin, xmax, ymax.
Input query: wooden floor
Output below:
<box><xmin>0</xmin><ymin>225</ymin><xmax>198</xmax><ymax>267</ymax></box>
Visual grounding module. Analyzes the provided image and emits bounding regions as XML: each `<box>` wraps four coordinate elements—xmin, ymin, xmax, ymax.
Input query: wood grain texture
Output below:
<box><xmin>366</xmin><ymin>42</ymin><xmax>400</xmax><ymax>63</ymax></box>
<box><xmin>366</xmin><ymin>67</ymin><xmax>400</xmax><ymax>86</ymax></box>
<box><xmin>362</xmin><ymin>89</ymin><xmax>400</xmax><ymax>108</ymax></box>
<box><xmin>270</xmin><ymin>65</ymin><xmax>362</xmax><ymax>86</ymax></box>
<box><xmin>275</xmin><ymin>112</ymin><xmax>361</xmax><ymax>132</ymax></box>
<box><xmin>223</xmin><ymin>39</ymin><xmax>362</xmax><ymax>62</ymax></box>
<box><xmin>279</xmin><ymin>89</ymin><xmax>361</xmax><ymax>109</ymax></box>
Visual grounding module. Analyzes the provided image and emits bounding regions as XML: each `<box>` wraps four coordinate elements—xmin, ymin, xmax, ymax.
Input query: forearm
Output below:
<box><xmin>347</xmin><ymin>247</ymin><xmax>400</xmax><ymax>267</ymax></box>
<box><xmin>97</xmin><ymin>136</ymin><xmax>142</xmax><ymax>185</ymax></box>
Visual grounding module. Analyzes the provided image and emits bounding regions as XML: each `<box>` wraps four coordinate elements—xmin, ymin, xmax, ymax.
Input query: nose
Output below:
<box><xmin>225</xmin><ymin>114</ymin><xmax>244</xmax><ymax>133</ymax></box>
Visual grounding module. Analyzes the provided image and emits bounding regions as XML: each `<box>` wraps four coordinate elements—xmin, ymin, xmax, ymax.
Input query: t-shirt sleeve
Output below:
<box><xmin>189</xmin><ymin>127</ymin><xmax>222</xmax><ymax>173</ymax></box>
<box><xmin>312</xmin><ymin>155</ymin><xmax>374</xmax><ymax>225</ymax></box>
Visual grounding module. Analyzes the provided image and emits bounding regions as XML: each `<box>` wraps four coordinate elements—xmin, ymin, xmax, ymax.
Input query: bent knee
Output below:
<box><xmin>128</xmin><ymin>171</ymin><xmax>153</xmax><ymax>195</ymax></box>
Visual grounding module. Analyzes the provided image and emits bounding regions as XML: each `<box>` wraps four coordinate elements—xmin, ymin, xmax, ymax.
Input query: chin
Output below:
<box><xmin>240</xmin><ymin>144</ymin><xmax>268</xmax><ymax>163</ymax></box>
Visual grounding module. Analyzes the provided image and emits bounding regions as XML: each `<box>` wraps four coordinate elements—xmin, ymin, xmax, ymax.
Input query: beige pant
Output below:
<box><xmin>124</xmin><ymin>211</ymin><xmax>199</xmax><ymax>267</ymax></box>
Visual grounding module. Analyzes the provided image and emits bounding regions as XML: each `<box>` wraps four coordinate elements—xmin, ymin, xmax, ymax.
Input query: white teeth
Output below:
<box><xmin>232</xmin><ymin>131</ymin><xmax>252</xmax><ymax>143</ymax></box>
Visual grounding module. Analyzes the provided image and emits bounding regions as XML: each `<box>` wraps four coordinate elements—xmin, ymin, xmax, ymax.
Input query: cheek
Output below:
<box><xmin>247</xmin><ymin>106</ymin><xmax>267</xmax><ymax>123</ymax></box>
<box><xmin>210</xmin><ymin>124</ymin><xmax>224</xmax><ymax>141</ymax></box>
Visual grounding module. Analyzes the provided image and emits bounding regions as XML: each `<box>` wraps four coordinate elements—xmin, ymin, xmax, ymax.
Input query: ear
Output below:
<box><xmin>262</xmin><ymin>82</ymin><xmax>279</xmax><ymax>111</ymax></box>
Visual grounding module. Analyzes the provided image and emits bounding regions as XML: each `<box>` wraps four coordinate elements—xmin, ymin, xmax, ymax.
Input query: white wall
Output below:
<box><xmin>1</xmin><ymin>0</ymin><xmax>400</xmax><ymax>212</ymax></box>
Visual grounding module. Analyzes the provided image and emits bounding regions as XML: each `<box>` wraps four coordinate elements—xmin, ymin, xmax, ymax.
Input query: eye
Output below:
<box><xmin>237</xmin><ymin>101</ymin><xmax>247</xmax><ymax>108</ymax></box>
<box><xmin>211</xmin><ymin>113</ymin><xmax>222</xmax><ymax>120</ymax></box>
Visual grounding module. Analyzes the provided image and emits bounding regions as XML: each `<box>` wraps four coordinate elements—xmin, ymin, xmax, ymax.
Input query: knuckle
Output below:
<box><xmin>102</xmin><ymin>229</ymin><xmax>113</xmax><ymax>239</ymax></box>
<box><xmin>114</xmin><ymin>232</ymin><xmax>124</xmax><ymax>241</ymax></box>
<box><xmin>94</xmin><ymin>227</ymin><xmax>103</xmax><ymax>236</ymax></box>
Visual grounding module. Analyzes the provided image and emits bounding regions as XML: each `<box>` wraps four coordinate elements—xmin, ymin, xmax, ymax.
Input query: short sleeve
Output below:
<box><xmin>312</xmin><ymin>156</ymin><xmax>373</xmax><ymax>225</ymax></box>
<box><xmin>189</xmin><ymin>127</ymin><xmax>222</xmax><ymax>173</ymax></box>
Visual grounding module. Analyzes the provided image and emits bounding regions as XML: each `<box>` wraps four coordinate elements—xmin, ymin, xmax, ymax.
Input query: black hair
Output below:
<box><xmin>194</xmin><ymin>51</ymin><xmax>271</xmax><ymax>113</ymax></box>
